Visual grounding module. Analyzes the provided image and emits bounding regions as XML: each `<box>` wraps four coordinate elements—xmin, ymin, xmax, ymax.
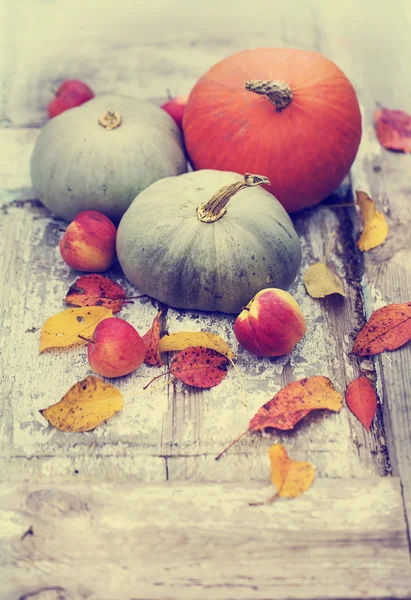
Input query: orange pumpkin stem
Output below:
<box><xmin>245</xmin><ymin>80</ymin><xmax>293</xmax><ymax>112</ymax></box>
<box><xmin>197</xmin><ymin>173</ymin><xmax>270</xmax><ymax>223</ymax></box>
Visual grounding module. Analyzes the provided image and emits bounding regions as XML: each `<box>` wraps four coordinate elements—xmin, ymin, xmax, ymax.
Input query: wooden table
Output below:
<box><xmin>1</xmin><ymin>1</ymin><xmax>411</xmax><ymax>598</ymax></box>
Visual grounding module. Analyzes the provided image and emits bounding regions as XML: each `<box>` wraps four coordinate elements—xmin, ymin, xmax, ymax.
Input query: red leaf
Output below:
<box><xmin>142</xmin><ymin>311</ymin><xmax>163</xmax><ymax>367</ymax></box>
<box><xmin>352</xmin><ymin>303</ymin><xmax>411</xmax><ymax>356</ymax></box>
<box><xmin>345</xmin><ymin>376</ymin><xmax>377</xmax><ymax>431</ymax></box>
<box><xmin>65</xmin><ymin>274</ymin><xmax>127</xmax><ymax>313</ymax></box>
<box><xmin>374</xmin><ymin>108</ymin><xmax>411</xmax><ymax>153</ymax></box>
<box><xmin>170</xmin><ymin>346</ymin><xmax>229</xmax><ymax>389</ymax></box>
<box><xmin>249</xmin><ymin>376</ymin><xmax>343</xmax><ymax>432</ymax></box>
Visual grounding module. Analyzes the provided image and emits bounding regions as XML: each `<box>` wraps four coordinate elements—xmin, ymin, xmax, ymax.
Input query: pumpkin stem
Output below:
<box><xmin>98</xmin><ymin>110</ymin><xmax>122</xmax><ymax>130</ymax></box>
<box><xmin>197</xmin><ymin>173</ymin><xmax>270</xmax><ymax>223</ymax></box>
<box><xmin>245</xmin><ymin>80</ymin><xmax>293</xmax><ymax>112</ymax></box>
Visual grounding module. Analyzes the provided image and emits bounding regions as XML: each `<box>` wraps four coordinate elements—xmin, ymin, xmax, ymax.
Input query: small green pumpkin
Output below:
<box><xmin>117</xmin><ymin>170</ymin><xmax>301</xmax><ymax>314</ymax></box>
<box><xmin>30</xmin><ymin>95</ymin><xmax>187</xmax><ymax>222</ymax></box>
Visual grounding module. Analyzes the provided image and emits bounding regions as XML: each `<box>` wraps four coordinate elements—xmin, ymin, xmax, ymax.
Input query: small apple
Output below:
<box><xmin>234</xmin><ymin>288</ymin><xmax>306</xmax><ymax>357</ymax></box>
<box><xmin>60</xmin><ymin>210</ymin><xmax>117</xmax><ymax>272</ymax></box>
<box><xmin>48</xmin><ymin>80</ymin><xmax>94</xmax><ymax>118</ymax></box>
<box><xmin>88</xmin><ymin>318</ymin><xmax>147</xmax><ymax>378</ymax></box>
<box><xmin>161</xmin><ymin>95</ymin><xmax>188</xmax><ymax>128</ymax></box>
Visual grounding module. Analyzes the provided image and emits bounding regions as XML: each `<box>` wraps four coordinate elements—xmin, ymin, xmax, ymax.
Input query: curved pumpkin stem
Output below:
<box><xmin>245</xmin><ymin>80</ymin><xmax>293</xmax><ymax>112</ymax></box>
<box><xmin>197</xmin><ymin>173</ymin><xmax>270</xmax><ymax>223</ymax></box>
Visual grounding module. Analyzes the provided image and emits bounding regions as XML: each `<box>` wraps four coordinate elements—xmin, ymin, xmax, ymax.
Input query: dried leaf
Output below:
<box><xmin>65</xmin><ymin>274</ymin><xmax>127</xmax><ymax>313</ymax></box>
<box><xmin>40</xmin><ymin>307</ymin><xmax>113</xmax><ymax>352</ymax></box>
<box><xmin>216</xmin><ymin>376</ymin><xmax>342</xmax><ymax>460</ymax></box>
<box><xmin>352</xmin><ymin>302</ymin><xmax>411</xmax><ymax>356</ymax></box>
<box><xmin>345</xmin><ymin>376</ymin><xmax>377</xmax><ymax>431</ymax></box>
<box><xmin>249</xmin><ymin>376</ymin><xmax>342</xmax><ymax>432</ymax></box>
<box><xmin>143</xmin><ymin>311</ymin><xmax>163</xmax><ymax>366</ymax></box>
<box><xmin>374</xmin><ymin>107</ymin><xmax>411</xmax><ymax>153</ymax></box>
<box><xmin>170</xmin><ymin>346</ymin><xmax>229</xmax><ymax>389</ymax></box>
<box><xmin>269</xmin><ymin>444</ymin><xmax>315</xmax><ymax>498</ymax></box>
<box><xmin>304</xmin><ymin>263</ymin><xmax>346</xmax><ymax>298</ymax></box>
<box><xmin>40</xmin><ymin>376</ymin><xmax>123</xmax><ymax>432</ymax></box>
<box><xmin>356</xmin><ymin>191</ymin><xmax>388</xmax><ymax>251</ymax></box>
<box><xmin>158</xmin><ymin>332</ymin><xmax>234</xmax><ymax>360</ymax></box>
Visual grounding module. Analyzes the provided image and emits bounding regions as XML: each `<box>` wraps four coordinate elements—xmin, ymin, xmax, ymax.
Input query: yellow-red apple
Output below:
<box><xmin>60</xmin><ymin>210</ymin><xmax>117</xmax><ymax>272</ymax></box>
<box><xmin>88</xmin><ymin>318</ymin><xmax>146</xmax><ymax>378</ymax></box>
<box><xmin>234</xmin><ymin>288</ymin><xmax>306</xmax><ymax>357</ymax></box>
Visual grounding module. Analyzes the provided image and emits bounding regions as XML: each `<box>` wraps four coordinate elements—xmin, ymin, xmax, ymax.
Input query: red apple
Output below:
<box><xmin>88</xmin><ymin>318</ymin><xmax>147</xmax><ymax>378</ymax></box>
<box><xmin>48</xmin><ymin>80</ymin><xmax>94</xmax><ymax>118</ymax></box>
<box><xmin>60</xmin><ymin>210</ymin><xmax>116</xmax><ymax>272</ymax></box>
<box><xmin>234</xmin><ymin>288</ymin><xmax>306</xmax><ymax>357</ymax></box>
<box><xmin>161</xmin><ymin>95</ymin><xmax>188</xmax><ymax>127</ymax></box>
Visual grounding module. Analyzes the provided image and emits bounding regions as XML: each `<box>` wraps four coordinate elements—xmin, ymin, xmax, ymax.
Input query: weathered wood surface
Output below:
<box><xmin>1</xmin><ymin>0</ymin><xmax>411</xmax><ymax>597</ymax></box>
<box><xmin>2</xmin><ymin>479</ymin><xmax>411</xmax><ymax>600</ymax></box>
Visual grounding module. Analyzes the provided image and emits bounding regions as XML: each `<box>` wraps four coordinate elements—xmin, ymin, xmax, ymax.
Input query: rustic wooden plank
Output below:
<box><xmin>0</xmin><ymin>193</ymin><xmax>388</xmax><ymax>482</ymax></box>
<box><xmin>316</xmin><ymin>0</ymin><xmax>411</xmax><ymax>538</ymax></box>
<box><xmin>1</xmin><ymin>478</ymin><xmax>411</xmax><ymax>600</ymax></box>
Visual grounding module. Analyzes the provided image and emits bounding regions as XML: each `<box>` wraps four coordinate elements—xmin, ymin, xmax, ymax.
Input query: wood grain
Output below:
<box><xmin>317</xmin><ymin>0</ymin><xmax>411</xmax><ymax>537</ymax></box>
<box><xmin>1</xmin><ymin>478</ymin><xmax>411</xmax><ymax>600</ymax></box>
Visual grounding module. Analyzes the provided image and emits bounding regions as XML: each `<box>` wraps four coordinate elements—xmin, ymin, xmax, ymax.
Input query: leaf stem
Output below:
<box><xmin>143</xmin><ymin>371</ymin><xmax>169</xmax><ymax>390</ymax></box>
<box><xmin>215</xmin><ymin>430</ymin><xmax>249</xmax><ymax>460</ymax></box>
<box><xmin>249</xmin><ymin>493</ymin><xmax>279</xmax><ymax>507</ymax></box>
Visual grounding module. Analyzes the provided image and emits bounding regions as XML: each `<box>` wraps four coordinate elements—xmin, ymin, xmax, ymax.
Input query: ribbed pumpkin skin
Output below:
<box><xmin>31</xmin><ymin>95</ymin><xmax>187</xmax><ymax>223</ymax></box>
<box><xmin>183</xmin><ymin>48</ymin><xmax>362</xmax><ymax>213</ymax></box>
<box><xmin>117</xmin><ymin>170</ymin><xmax>301</xmax><ymax>314</ymax></box>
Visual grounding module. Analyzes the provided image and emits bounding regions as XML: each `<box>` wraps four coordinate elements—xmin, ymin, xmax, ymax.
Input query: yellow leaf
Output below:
<box><xmin>40</xmin><ymin>307</ymin><xmax>112</xmax><ymax>352</ymax></box>
<box><xmin>158</xmin><ymin>332</ymin><xmax>234</xmax><ymax>360</ymax></box>
<box><xmin>303</xmin><ymin>262</ymin><xmax>346</xmax><ymax>298</ymax></box>
<box><xmin>40</xmin><ymin>376</ymin><xmax>123</xmax><ymax>432</ymax></box>
<box><xmin>269</xmin><ymin>444</ymin><xmax>315</xmax><ymax>498</ymax></box>
<box><xmin>356</xmin><ymin>191</ymin><xmax>388</xmax><ymax>251</ymax></box>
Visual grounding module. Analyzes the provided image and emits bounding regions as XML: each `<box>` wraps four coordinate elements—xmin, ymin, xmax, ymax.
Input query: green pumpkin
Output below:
<box><xmin>30</xmin><ymin>95</ymin><xmax>187</xmax><ymax>222</ymax></box>
<box><xmin>117</xmin><ymin>170</ymin><xmax>301</xmax><ymax>314</ymax></box>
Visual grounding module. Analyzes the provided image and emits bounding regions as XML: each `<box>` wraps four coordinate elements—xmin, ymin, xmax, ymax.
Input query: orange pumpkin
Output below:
<box><xmin>183</xmin><ymin>48</ymin><xmax>362</xmax><ymax>213</ymax></box>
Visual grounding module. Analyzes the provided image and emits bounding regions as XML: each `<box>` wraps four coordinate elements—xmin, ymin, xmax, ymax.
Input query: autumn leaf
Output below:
<box><xmin>65</xmin><ymin>274</ymin><xmax>128</xmax><ymax>313</ymax></box>
<box><xmin>142</xmin><ymin>310</ymin><xmax>163</xmax><ymax>366</ymax></box>
<box><xmin>352</xmin><ymin>302</ymin><xmax>411</xmax><ymax>356</ymax></box>
<box><xmin>356</xmin><ymin>191</ymin><xmax>388</xmax><ymax>251</ymax></box>
<box><xmin>269</xmin><ymin>444</ymin><xmax>315</xmax><ymax>498</ymax></box>
<box><xmin>374</xmin><ymin>107</ymin><xmax>411</xmax><ymax>153</ymax></box>
<box><xmin>216</xmin><ymin>376</ymin><xmax>342</xmax><ymax>460</ymax></box>
<box><xmin>40</xmin><ymin>307</ymin><xmax>112</xmax><ymax>352</ymax></box>
<box><xmin>40</xmin><ymin>376</ymin><xmax>123</xmax><ymax>432</ymax></box>
<box><xmin>170</xmin><ymin>346</ymin><xmax>230</xmax><ymax>388</ymax></box>
<box><xmin>158</xmin><ymin>331</ymin><xmax>234</xmax><ymax>360</ymax></box>
<box><xmin>249</xmin><ymin>376</ymin><xmax>342</xmax><ymax>431</ymax></box>
<box><xmin>304</xmin><ymin>263</ymin><xmax>346</xmax><ymax>298</ymax></box>
<box><xmin>345</xmin><ymin>376</ymin><xmax>377</xmax><ymax>431</ymax></box>
<box><xmin>304</xmin><ymin>232</ymin><xmax>346</xmax><ymax>299</ymax></box>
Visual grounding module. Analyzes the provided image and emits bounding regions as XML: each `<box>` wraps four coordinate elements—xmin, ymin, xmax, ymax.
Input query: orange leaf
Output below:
<box><xmin>249</xmin><ymin>376</ymin><xmax>342</xmax><ymax>432</ymax></box>
<box><xmin>345</xmin><ymin>376</ymin><xmax>377</xmax><ymax>431</ymax></box>
<box><xmin>65</xmin><ymin>274</ymin><xmax>127</xmax><ymax>313</ymax></box>
<box><xmin>269</xmin><ymin>444</ymin><xmax>315</xmax><ymax>498</ymax></box>
<box><xmin>170</xmin><ymin>346</ymin><xmax>229</xmax><ymax>389</ymax></box>
<box><xmin>216</xmin><ymin>376</ymin><xmax>342</xmax><ymax>460</ymax></box>
<box><xmin>142</xmin><ymin>311</ymin><xmax>163</xmax><ymax>367</ymax></box>
<box><xmin>40</xmin><ymin>376</ymin><xmax>123</xmax><ymax>432</ymax></box>
<box><xmin>374</xmin><ymin>107</ymin><xmax>411</xmax><ymax>153</ymax></box>
<box><xmin>352</xmin><ymin>302</ymin><xmax>411</xmax><ymax>356</ymax></box>
<box><xmin>356</xmin><ymin>191</ymin><xmax>388</xmax><ymax>251</ymax></box>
